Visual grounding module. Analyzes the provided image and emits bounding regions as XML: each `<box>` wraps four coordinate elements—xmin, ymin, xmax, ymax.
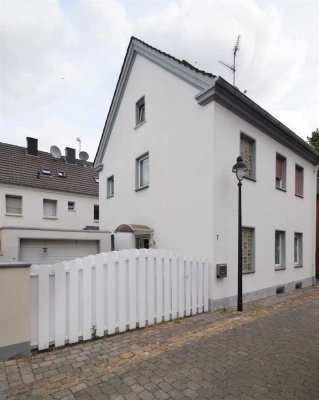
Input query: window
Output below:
<box><xmin>136</xmin><ymin>237</ymin><xmax>150</xmax><ymax>249</ymax></box>
<box><xmin>6</xmin><ymin>195</ymin><xmax>22</xmax><ymax>215</ymax></box>
<box><xmin>295</xmin><ymin>165</ymin><xmax>304</xmax><ymax>196</ymax></box>
<box><xmin>43</xmin><ymin>199</ymin><xmax>57</xmax><ymax>218</ymax></box>
<box><xmin>57</xmin><ymin>170</ymin><xmax>66</xmax><ymax>177</ymax></box>
<box><xmin>107</xmin><ymin>175</ymin><xmax>114</xmax><ymax>198</ymax></box>
<box><xmin>294</xmin><ymin>233</ymin><xmax>303</xmax><ymax>267</ymax></box>
<box><xmin>68</xmin><ymin>201</ymin><xmax>75</xmax><ymax>211</ymax></box>
<box><xmin>242</xmin><ymin>227</ymin><xmax>255</xmax><ymax>273</ymax></box>
<box><xmin>94</xmin><ymin>205</ymin><xmax>99</xmax><ymax>221</ymax></box>
<box><xmin>240</xmin><ymin>134</ymin><xmax>256</xmax><ymax>179</ymax></box>
<box><xmin>275</xmin><ymin>230</ymin><xmax>286</xmax><ymax>269</ymax></box>
<box><xmin>42</xmin><ymin>166</ymin><xmax>51</xmax><ymax>176</ymax></box>
<box><xmin>276</xmin><ymin>154</ymin><xmax>286</xmax><ymax>190</ymax></box>
<box><xmin>136</xmin><ymin>153</ymin><xmax>149</xmax><ymax>190</ymax></box>
<box><xmin>136</xmin><ymin>96</ymin><xmax>145</xmax><ymax>126</ymax></box>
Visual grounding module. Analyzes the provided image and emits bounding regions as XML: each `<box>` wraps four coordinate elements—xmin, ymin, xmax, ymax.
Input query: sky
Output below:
<box><xmin>1</xmin><ymin>0</ymin><xmax>318</xmax><ymax>162</ymax></box>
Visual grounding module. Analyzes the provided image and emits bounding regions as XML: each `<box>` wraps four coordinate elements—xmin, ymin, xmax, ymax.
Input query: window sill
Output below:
<box><xmin>43</xmin><ymin>216</ymin><xmax>58</xmax><ymax>220</ymax></box>
<box><xmin>276</xmin><ymin>186</ymin><xmax>286</xmax><ymax>192</ymax></box>
<box><xmin>243</xmin><ymin>269</ymin><xmax>255</xmax><ymax>274</ymax></box>
<box><xmin>275</xmin><ymin>266</ymin><xmax>286</xmax><ymax>271</ymax></box>
<box><xmin>107</xmin><ymin>194</ymin><xmax>114</xmax><ymax>199</ymax></box>
<box><xmin>295</xmin><ymin>193</ymin><xmax>304</xmax><ymax>199</ymax></box>
<box><xmin>135</xmin><ymin>185</ymin><xmax>149</xmax><ymax>192</ymax></box>
<box><xmin>294</xmin><ymin>264</ymin><xmax>303</xmax><ymax>268</ymax></box>
<box><xmin>243</xmin><ymin>176</ymin><xmax>256</xmax><ymax>182</ymax></box>
<box><xmin>134</xmin><ymin>120</ymin><xmax>146</xmax><ymax>130</ymax></box>
<box><xmin>68</xmin><ymin>210</ymin><xmax>76</xmax><ymax>212</ymax></box>
<box><xmin>93</xmin><ymin>220</ymin><xmax>99</xmax><ymax>223</ymax></box>
<box><xmin>5</xmin><ymin>213</ymin><xmax>23</xmax><ymax>217</ymax></box>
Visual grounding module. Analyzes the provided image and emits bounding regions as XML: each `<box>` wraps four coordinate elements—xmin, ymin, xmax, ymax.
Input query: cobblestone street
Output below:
<box><xmin>1</xmin><ymin>285</ymin><xmax>319</xmax><ymax>400</ymax></box>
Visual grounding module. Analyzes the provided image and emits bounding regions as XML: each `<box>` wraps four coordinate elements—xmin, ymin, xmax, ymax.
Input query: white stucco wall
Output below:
<box><xmin>212</xmin><ymin>102</ymin><xmax>316</xmax><ymax>304</ymax></box>
<box><xmin>0</xmin><ymin>184</ymin><xmax>99</xmax><ymax>230</ymax></box>
<box><xmin>99</xmin><ymin>53</ymin><xmax>215</xmax><ymax>262</ymax></box>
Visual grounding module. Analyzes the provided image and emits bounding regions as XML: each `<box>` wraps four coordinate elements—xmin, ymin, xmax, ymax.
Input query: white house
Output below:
<box><xmin>94</xmin><ymin>37</ymin><xmax>319</xmax><ymax>309</ymax></box>
<box><xmin>0</xmin><ymin>138</ymin><xmax>111</xmax><ymax>264</ymax></box>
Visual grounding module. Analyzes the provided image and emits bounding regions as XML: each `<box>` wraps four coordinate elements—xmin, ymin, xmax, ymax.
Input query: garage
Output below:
<box><xmin>20</xmin><ymin>239</ymin><xmax>99</xmax><ymax>265</ymax></box>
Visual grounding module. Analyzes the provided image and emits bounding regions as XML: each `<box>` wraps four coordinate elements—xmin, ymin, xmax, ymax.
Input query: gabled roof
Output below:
<box><xmin>0</xmin><ymin>142</ymin><xmax>98</xmax><ymax>197</ymax></box>
<box><xmin>94</xmin><ymin>37</ymin><xmax>319</xmax><ymax>168</ymax></box>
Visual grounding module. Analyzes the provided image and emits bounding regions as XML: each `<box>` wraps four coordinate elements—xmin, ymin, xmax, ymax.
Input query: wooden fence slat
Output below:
<box><xmin>198</xmin><ymin>259</ymin><xmax>204</xmax><ymax>312</ymax></box>
<box><xmin>38</xmin><ymin>266</ymin><xmax>50</xmax><ymax>350</ymax></box>
<box><xmin>107</xmin><ymin>251</ymin><xmax>117</xmax><ymax>335</ymax></box>
<box><xmin>138</xmin><ymin>249</ymin><xmax>147</xmax><ymax>328</ymax></box>
<box><xmin>82</xmin><ymin>256</ymin><xmax>94</xmax><ymax>340</ymax></box>
<box><xmin>147</xmin><ymin>249</ymin><xmax>155</xmax><ymax>325</ymax></box>
<box><xmin>191</xmin><ymin>258</ymin><xmax>198</xmax><ymax>315</ymax></box>
<box><xmin>185</xmin><ymin>257</ymin><xmax>191</xmax><ymax>316</ymax></box>
<box><xmin>203</xmin><ymin>260</ymin><xmax>209</xmax><ymax>312</ymax></box>
<box><xmin>156</xmin><ymin>251</ymin><xmax>163</xmax><ymax>322</ymax></box>
<box><xmin>69</xmin><ymin>259</ymin><xmax>81</xmax><ymax>343</ymax></box>
<box><xmin>171</xmin><ymin>252</ymin><xmax>178</xmax><ymax>320</ymax></box>
<box><xmin>95</xmin><ymin>253</ymin><xmax>105</xmax><ymax>337</ymax></box>
<box><xmin>118</xmin><ymin>250</ymin><xmax>127</xmax><ymax>332</ymax></box>
<box><xmin>178</xmin><ymin>255</ymin><xmax>184</xmax><ymax>318</ymax></box>
<box><xmin>163</xmin><ymin>251</ymin><xmax>170</xmax><ymax>322</ymax></box>
<box><xmin>54</xmin><ymin>262</ymin><xmax>67</xmax><ymax>347</ymax></box>
<box><xmin>128</xmin><ymin>249</ymin><xmax>138</xmax><ymax>330</ymax></box>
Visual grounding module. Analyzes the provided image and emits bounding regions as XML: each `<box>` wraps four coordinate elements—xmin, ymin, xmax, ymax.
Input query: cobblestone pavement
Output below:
<box><xmin>1</xmin><ymin>285</ymin><xmax>319</xmax><ymax>400</ymax></box>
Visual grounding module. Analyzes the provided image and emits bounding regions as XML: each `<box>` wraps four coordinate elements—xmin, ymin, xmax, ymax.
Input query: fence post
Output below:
<box><xmin>0</xmin><ymin>263</ymin><xmax>31</xmax><ymax>361</ymax></box>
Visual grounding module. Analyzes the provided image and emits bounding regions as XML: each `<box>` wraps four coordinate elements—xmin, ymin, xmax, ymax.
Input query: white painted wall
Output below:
<box><xmin>99</xmin><ymin>54</ymin><xmax>215</xmax><ymax>262</ymax></box>
<box><xmin>212</xmin><ymin>102</ymin><xmax>316</xmax><ymax>303</ymax></box>
<box><xmin>0</xmin><ymin>184</ymin><xmax>99</xmax><ymax>230</ymax></box>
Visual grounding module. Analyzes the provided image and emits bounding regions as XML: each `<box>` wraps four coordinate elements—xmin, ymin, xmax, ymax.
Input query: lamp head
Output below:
<box><xmin>232</xmin><ymin>156</ymin><xmax>248</xmax><ymax>181</ymax></box>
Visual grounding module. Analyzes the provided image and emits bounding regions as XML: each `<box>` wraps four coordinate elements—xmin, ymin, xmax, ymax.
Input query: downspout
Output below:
<box><xmin>313</xmin><ymin>165</ymin><xmax>319</xmax><ymax>285</ymax></box>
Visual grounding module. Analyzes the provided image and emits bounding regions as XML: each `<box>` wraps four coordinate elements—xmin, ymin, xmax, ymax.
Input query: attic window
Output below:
<box><xmin>42</xmin><ymin>166</ymin><xmax>51</xmax><ymax>176</ymax></box>
<box><xmin>57</xmin><ymin>170</ymin><xmax>66</xmax><ymax>177</ymax></box>
<box><xmin>94</xmin><ymin>177</ymin><xmax>99</xmax><ymax>183</ymax></box>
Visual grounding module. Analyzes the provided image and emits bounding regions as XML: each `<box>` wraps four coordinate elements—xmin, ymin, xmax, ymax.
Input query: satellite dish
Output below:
<box><xmin>79</xmin><ymin>151</ymin><xmax>89</xmax><ymax>161</ymax></box>
<box><xmin>50</xmin><ymin>145</ymin><xmax>62</xmax><ymax>159</ymax></box>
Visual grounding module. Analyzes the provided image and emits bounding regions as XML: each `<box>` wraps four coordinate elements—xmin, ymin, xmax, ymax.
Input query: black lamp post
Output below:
<box><xmin>232</xmin><ymin>156</ymin><xmax>248</xmax><ymax>312</ymax></box>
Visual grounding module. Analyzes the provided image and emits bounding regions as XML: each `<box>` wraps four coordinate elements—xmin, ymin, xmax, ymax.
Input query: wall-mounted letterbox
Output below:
<box><xmin>216</xmin><ymin>264</ymin><xmax>227</xmax><ymax>278</ymax></box>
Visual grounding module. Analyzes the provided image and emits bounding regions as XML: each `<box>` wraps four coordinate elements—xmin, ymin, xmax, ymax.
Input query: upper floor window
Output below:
<box><xmin>242</xmin><ymin>227</ymin><xmax>255</xmax><ymax>273</ymax></box>
<box><xmin>136</xmin><ymin>96</ymin><xmax>145</xmax><ymax>126</ymax></box>
<box><xmin>240</xmin><ymin>134</ymin><xmax>256</xmax><ymax>180</ymax></box>
<box><xmin>295</xmin><ymin>165</ymin><xmax>304</xmax><ymax>197</ymax></box>
<box><xmin>68</xmin><ymin>201</ymin><xmax>75</xmax><ymax>211</ymax></box>
<box><xmin>42</xmin><ymin>166</ymin><xmax>51</xmax><ymax>176</ymax></box>
<box><xmin>94</xmin><ymin>204</ymin><xmax>99</xmax><ymax>221</ymax></box>
<box><xmin>107</xmin><ymin>175</ymin><xmax>114</xmax><ymax>198</ymax></box>
<box><xmin>276</xmin><ymin>154</ymin><xmax>286</xmax><ymax>190</ymax></box>
<box><xmin>57</xmin><ymin>170</ymin><xmax>66</xmax><ymax>177</ymax></box>
<box><xmin>136</xmin><ymin>152</ymin><xmax>149</xmax><ymax>190</ymax></box>
<box><xmin>275</xmin><ymin>230</ymin><xmax>286</xmax><ymax>269</ymax></box>
<box><xmin>294</xmin><ymin>233</ymin><xmax>303</xmax><ymax>267</ymax></box>
<box><xmin>43</xmin><ymin>199</ymin><xmax>57</xmax><ymax>218</ymax></box>
<box><xmin>6</xmin><ymin>195</ymin><xmax>22</xmax><ymax>215</ymax></box>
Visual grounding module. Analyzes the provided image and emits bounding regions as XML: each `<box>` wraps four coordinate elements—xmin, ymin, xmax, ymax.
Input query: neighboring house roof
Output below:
<box><xmin>0</xmin><ymin>142</ymin><xmax>98</xmax><ymax>197</ymax></box>
<box><xmin>94</xmin><ymin>36</ymin><xmax>319</xmax><ymax>167</ymax></box>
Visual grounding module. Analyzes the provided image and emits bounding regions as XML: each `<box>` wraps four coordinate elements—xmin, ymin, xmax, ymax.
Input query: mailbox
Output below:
<box><xmin>216</xmin><ymin>264</ymin><xmax>227</xmax><ymax>278</ymax></box>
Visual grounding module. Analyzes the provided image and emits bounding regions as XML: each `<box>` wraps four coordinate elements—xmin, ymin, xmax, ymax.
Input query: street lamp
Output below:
<box><xmin>232</xmin><ymin>156</ymin><xmax>248</xmax><ymax>312</ymax></box>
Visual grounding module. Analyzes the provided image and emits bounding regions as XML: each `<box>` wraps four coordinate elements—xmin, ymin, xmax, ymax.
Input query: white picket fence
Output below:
<box><xmin>30</xmin><ymin>249</ymin><xmax>209</xmax><ymax>350</ymax></box>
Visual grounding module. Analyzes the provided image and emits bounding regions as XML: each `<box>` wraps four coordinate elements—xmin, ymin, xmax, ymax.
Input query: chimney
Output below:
<box><xmin>65</xmin><ymin>147</ymin><xmax>76</xmax><ymax>164</ymax></box>
<box><xmin>26</xmin><ymin>137</ymin><xmax>38</xmax><ymax>156</ymax></box>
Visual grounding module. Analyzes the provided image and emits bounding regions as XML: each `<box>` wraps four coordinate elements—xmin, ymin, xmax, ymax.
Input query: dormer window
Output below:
<box><xmin>42</xmin><ymin>166</ymin><xmax>51</xmax><ymax>176</ymax></box>
<box><xmin>136</xmin><ymin>96</ymin><xmax>145</xmax><ymax>126</ymax></box>
<box><xmin>57</xmin><ymin>170</ymin><xmax>66</xmax><ymax>177</ymax></box>
<box><xmin>94</xmin><ymin>177</ymin><xmax>99</xmax><ymax>183</ymax></box>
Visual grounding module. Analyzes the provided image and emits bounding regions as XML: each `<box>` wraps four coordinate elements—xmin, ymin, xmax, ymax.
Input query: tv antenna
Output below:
<box><xmin>219</xmin><ymin>35</ymin><xmax>241</xmax><ymax>86</ymax></box>
<box><xmin>76</xmin><ymin>137</ymin><xmax>81</xmax><ymax>153</ymax></box>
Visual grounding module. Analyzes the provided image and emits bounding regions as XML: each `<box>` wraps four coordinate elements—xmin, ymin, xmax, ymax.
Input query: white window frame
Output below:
<box><xmin>275</xmin><ymin>230</ymin><xmax>286</xmax><ymax>269</ymax></box>
<box><xmin>68</xmin><ymin>201</ymin><xmax>75</xmax><ymax>212</ymax></box>
<box><xmin>5</xmin><ymin>195</ymin><xmax>22</xmax><ymax>215</ymax></box>
<box><xmin>43</xmin><ymin>199</ymin><xmax>57</xmax><ymax>218</ymax></box>
<box><xmin>240</xmin><ymin>133</ymin><xmax>256</xmax><ymax>180</ymax></box>
<box><xmin>295</xmin><ymin>165</ymin><xmax>304</xmax><ymax>197</ymax></box>
<box><xmin>136</xmin><ymin>152</ymin><xmax>149</xmax><ymax>190</ymax></box>
<box><xmin>294</xmin><ymin>233</ymin><xmax>303</xmax><ymax>267</ymax></box>
<box><xmin>276</xmin><ymin>154</ymin><xmax>287</xmax><ymax>190</ymax></box>
<box><xmin>107</xmin><ymin>175</ymin><xmax>114</xmax><ymax>198</ymax></box>
<box><xmin>135</xmin><ymin>96</ymin><xmax>145</xmax><ymax>127</ymax></box>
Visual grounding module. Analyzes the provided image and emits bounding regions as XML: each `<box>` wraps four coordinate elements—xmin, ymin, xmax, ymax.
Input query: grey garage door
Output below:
<box><xmin>20</xmin><ymin>239</ymin><xmax>99</xmax><ymax>265</ymax></box>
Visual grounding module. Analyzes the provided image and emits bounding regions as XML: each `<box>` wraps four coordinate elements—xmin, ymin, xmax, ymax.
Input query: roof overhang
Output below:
<box><xmin>114</xmin><ymin>224</ymin><xmax>153</xmax><ymax>236</ymax></box>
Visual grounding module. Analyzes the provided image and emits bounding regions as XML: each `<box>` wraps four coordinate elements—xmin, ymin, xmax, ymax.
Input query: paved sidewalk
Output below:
<box><xmin>1</xmin><ymin>285</ymin><xmax>319</xmax><ymax>400</ymax></box>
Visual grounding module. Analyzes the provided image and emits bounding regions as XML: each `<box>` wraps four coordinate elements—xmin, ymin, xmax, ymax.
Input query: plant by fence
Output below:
<box><xmin>30</xmin><ymin>249</ymin><xmax>209</xmax><ymax>350</ymax></box>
